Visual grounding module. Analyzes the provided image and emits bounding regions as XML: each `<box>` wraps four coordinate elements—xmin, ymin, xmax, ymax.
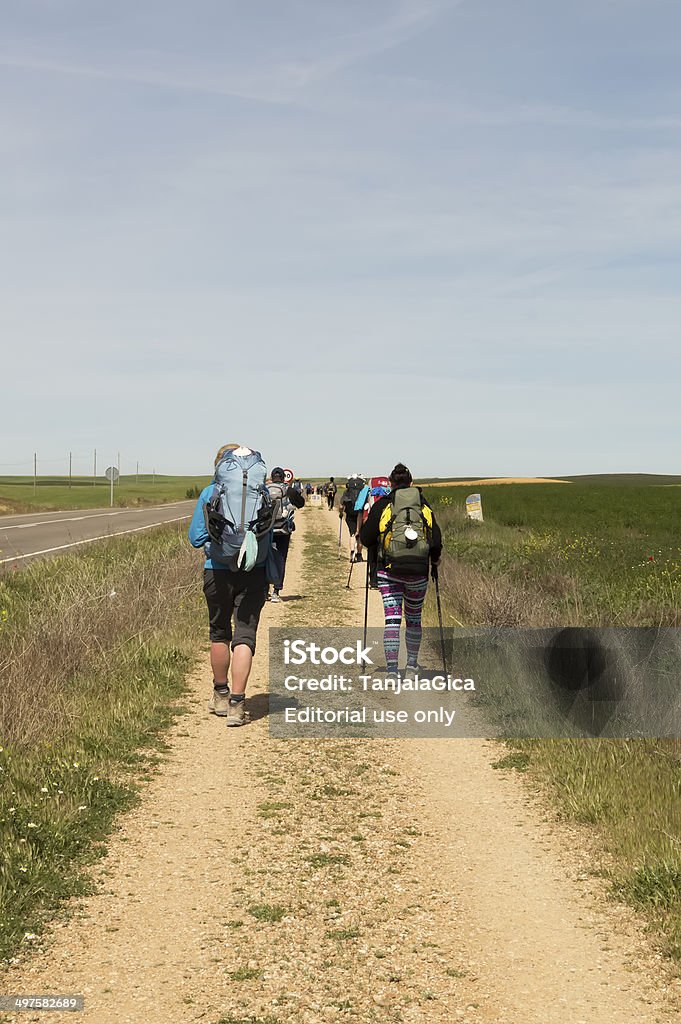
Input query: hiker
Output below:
<box><xmin>356</xmin><ymin>476</ymin><xmax>391</xmax><ymax>589</ymax></box>
<box><xmin>360</xmin><ymin>464</ymin><xmax>442</xmax><ymax>674</ymax></box>
<box><xmin>339</xmin><ymin>474</ymin><xmax>366</xmax><ymax>562</ymax></box>
<box><xmin>327</xmin><ymin>476</ymin><xmax>337</xmax><ymax>510</ymax></box>
<box><xmin>188</xmin><ymin>444</ymin><xmax>274</xmax><ymax>726</ymax></box>
<box><xmin>267</xmin><ymin>467</ymin><xmax>305</xmax><ymax>602</ymax></box>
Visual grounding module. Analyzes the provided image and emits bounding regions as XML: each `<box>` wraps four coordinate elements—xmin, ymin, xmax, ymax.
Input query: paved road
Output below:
<box><xmin>0</xmin><ymin>502</ymin><xmax>195</xmax><ymax>567</ymax></box>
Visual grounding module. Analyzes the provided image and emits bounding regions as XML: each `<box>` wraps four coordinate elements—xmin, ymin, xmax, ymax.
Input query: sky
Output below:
<box><xmin>1</xmin><ymin>0</ymin><xmax>680</xmax><ymax>478</ymax></box>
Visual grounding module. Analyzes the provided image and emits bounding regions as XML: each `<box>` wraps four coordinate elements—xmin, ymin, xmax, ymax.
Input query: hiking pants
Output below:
<box><xmin>203</xmin><ymin>567</ymin><xmax>267</xmax><ymax>653</ymax></box>
<box><xmin>272</xmin><ymin>532</ymin><xmax>291</xmax><ymax>589</ymax></box>
<box><xmin>327</xmin><ymin>493</ymin><xmax>335</xmax><ymax>509</ymax></box>
<box><xmin>377</xmin><ymin>570</ymin><xmax>429</xmax><ymax>671</ymax></box>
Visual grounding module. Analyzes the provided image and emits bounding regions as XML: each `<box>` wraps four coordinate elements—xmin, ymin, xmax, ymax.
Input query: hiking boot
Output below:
<box><xmin>208</xmin><ymin>687</ymin><xmax>231</xmax><ymax>716</ymax></box>
<box><xmin>270</xmin><ymin>591</ymin><xmax>282</xmax><ymax>603</ymax></box>
<box><xmin>226</xmin><ymin>698</ymin><xmax>246</xmax><ymax>727</ymax></box>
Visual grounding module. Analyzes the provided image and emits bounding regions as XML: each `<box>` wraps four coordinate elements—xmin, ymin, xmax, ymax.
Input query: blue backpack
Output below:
<box><xmin>204</xmin><ymin>450</ymin><xmax>273</xmax><ymax>570</ymax></box>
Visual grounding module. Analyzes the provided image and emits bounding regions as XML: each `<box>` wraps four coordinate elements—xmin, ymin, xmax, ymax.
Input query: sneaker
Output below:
<box><xmin>270</xmin><ymin>591</ymin><xmax>282</xmax><ymax>603</ymax></box>
<box><xmin>208</xmin><ymin>687</ymin><xmax>231</xmax><ymax>716</ymax></box>
<box><xmin>226</xmin><ymin>698</ymin><xmax>246</xmax><ymax>727</ymax></box>
<box><xmin>403</xmin><ymin>662</ymin><xmax>419</xmax><ymax>677</ymax></box>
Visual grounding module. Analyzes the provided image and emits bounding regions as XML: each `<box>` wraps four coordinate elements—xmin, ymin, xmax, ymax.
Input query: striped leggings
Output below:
<box><xmin>377</xmin><ymin>570</ymin><xmax>429</xmax><ymax>671</ymax></box>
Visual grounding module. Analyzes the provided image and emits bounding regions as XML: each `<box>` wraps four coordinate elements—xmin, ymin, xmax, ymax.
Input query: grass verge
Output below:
<box><xmin>0</xmin><ymin>525</ymin><xmax>204</xmax><ymax>960</ymax></box>
<box><xmin>0</xmin><ymin>474</ymin><xmax>209</xmax><ymax>514</ymax></box>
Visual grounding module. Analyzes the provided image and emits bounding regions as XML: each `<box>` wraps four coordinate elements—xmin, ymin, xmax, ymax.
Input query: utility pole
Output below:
<box><xmin>69</xmin><ymin>451</ymin><xmax>72</xmax><ymax>489</ymax></box>
<box><xmin>93</xmin><ymin>448</ymin><xmax>97</xmax><ymax>486</ymax></box>
<box><xmin>33</xmin><ymin>452</ymin><xmax>37</xmax><ymax>494</ymax></box>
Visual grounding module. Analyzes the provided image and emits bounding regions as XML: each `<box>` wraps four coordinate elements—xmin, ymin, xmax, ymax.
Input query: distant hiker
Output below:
<box><xmin>188</xmin><ymin>444</ymin><xmax>275</xmax><ymax>726</ymax></box>
<box><xmin>327</xmin><ymin>476</ymin><xmax>337</xmax><ymax>510</ymax></box>
<box><xmin>267</xmin><ymin>467</ymin><xmax>305</xmax><ymax>602</ymax></box>
<box><xmin>356</xmin><ymin>477</ymin><xmax>391</xmax><ymax>589</ymax></box>
<box><xmin>360</xmin><ymin>464</ymin><xmax>442</xmax><ymax>674</ymax></box>
<box><xmin>305</xmin><ymin>482</ymin><xmax>313</xmax><ymax>498</ymax></box>
<box><xmin>339</xmin><ymin>474</ymin><xmax>366</xmax><ymax>562</ymax></box>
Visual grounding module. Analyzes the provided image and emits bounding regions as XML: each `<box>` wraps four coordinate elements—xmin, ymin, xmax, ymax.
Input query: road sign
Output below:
<box><xmin>105</xmin><ymin>466</ymin><xmax>119</xmax><ymax>509</ymax></box>
<box><xmin>283</xmin><ymin>468</ymin><xmax>294</xmax><ymax>484</ymax></box>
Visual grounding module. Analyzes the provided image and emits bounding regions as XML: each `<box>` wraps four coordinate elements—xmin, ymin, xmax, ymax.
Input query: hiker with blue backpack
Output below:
<box><xmin>266</xmin><ymin>467</ymin><xmax>305</xmax><ymax>603</ymax></box>
<box><xmin>359</xmin><ymin>464</ymin><xmax>442</xmax><ymax>675</ymax></box>
<box><xmin>188</xmin><ymin>444</ymin><xmax>275</xmax><ymax>727</ymax></box>
<box><xmin>355</xmin><ymin>476</ymin><xmax>391</xmax><ymax>589</ymax></box>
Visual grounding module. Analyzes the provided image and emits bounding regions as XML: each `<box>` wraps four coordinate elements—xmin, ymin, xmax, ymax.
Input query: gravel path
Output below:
<box><xmin>1</xmin><ymin>506</ymin><xmax>678</xmax><ymax>1023</ymax></box>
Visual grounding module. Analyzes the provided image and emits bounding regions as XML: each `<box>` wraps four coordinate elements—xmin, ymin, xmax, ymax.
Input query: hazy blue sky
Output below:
<box><xmin>1</xmin><ymin>0</ymin><xmax>679</xmax><ymax>477</ymax></box>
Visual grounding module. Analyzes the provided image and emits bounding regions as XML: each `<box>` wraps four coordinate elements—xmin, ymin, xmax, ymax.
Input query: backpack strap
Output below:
<box><xmin>241</xmin><ymin>469</ymin><xmax>248</xmax><ymax>531</ymax></box>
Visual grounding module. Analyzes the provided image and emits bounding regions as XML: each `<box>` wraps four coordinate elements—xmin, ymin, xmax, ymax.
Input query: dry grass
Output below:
<box><xmin>437</xmin><ymin>554</ymin><xmax>556</xmax><ymax>627</ymax></box>
<box><xmin>0</xmin><ymin>528</ymin><xmax>201</xmax><ymax>751</ymax></box>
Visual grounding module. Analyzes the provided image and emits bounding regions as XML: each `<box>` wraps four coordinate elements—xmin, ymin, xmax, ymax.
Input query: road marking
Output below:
<box><xmin>1</xmin><ymin>512</ymin><xmax>130</xmax><ymax>531</ymax></box>
<box><xmin>0</xmin><ymin>516</ymin><xmax>192</xmax><ymax>565</ymax></box>
<box><xmin>0</xmin><ymin>504</ymin><xmax>190</xmax><ymax>531</ymax></box>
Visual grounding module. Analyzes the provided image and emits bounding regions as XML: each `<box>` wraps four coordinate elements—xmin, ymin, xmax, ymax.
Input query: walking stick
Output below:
<box><xmin>363</xmin><ymin>554</ymin><xmax>370</xmax><ymax>647</ymax></box>
<box><xmin>431</xmin><ymin>563</ymin><xmax>448</xmax><ymax>673</ymax></box>
<box><xmin>345</xmin><ymin>553</ymin><xmax>355</xmax><ymax>590</ymax></box>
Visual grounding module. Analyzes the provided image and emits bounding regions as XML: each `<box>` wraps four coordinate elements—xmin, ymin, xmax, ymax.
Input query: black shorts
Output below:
<box><xmin>345</xmin><ymin>513</ymin><xmax>358</xmax><ymax>536</ymax></box>
<box><xmin>203</xmin><ymin>567</ymin><xmax>267</xmax><ymax>653</ymax></box>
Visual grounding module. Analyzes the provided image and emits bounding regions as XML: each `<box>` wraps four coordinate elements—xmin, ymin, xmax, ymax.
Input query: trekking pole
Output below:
<box><xmin>345</xmin><ymin>553</ymin><xmax>355</xmax><ymax>590</ymax></box>
<box><xmin>363</xmin><ymin>554</ymin><xmax>370</xmax><ymax>647</ymax></box>
<box><xmin>431</xmin><ymin>563</ymin><xmax>448</xmax><ymax>674</ymax></box>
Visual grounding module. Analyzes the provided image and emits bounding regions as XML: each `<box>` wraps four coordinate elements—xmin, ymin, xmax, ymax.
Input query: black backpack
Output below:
<box><xmin>346</xmin><ymin>477</ymin><xmax>364</xmax><ymax>499</ymax></box>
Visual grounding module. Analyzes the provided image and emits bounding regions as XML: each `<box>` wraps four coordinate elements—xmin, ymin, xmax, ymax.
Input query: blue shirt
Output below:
<box><xmin>188</xmin><ymin>485</ymin><xmax>222</xmax><ymax>568</ymax></box>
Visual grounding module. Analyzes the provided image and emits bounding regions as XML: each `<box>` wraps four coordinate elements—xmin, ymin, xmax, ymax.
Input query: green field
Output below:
<box><xmin>423</xmin><ymin>480</ymin><xmax>680</xmax><ymax>627</ymax></box>
<box><xmin>0</xmin><ymin>475</ymin><xmax>211</xmax><ymax>514</ymax></box>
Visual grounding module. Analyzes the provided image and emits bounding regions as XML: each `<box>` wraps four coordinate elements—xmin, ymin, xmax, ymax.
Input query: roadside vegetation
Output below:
<box><xmin>422</xmin><ymin>480</ymin><xmax>681</xmax><ymax>959</ymax></box>
<box><xmin>0</xmin><ymin>525</ymin><xmax>204</xmax><ymax>960</ymax></box>
<box><xmin>0</xmin><ymin>474</ymin><xmax>210</xmax><ymax>514</ymax></box>
<box><xmin>424</xmin><ymin>481</ymin><xmax>680</xmax><ymax>628</ymax></box>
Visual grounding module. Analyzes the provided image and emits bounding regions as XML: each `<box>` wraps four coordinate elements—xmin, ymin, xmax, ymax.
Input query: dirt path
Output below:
<box><xmin>1</xmin><ymin>506</ymin><xmax>679</xmax><ymax>1023</ymax></box>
